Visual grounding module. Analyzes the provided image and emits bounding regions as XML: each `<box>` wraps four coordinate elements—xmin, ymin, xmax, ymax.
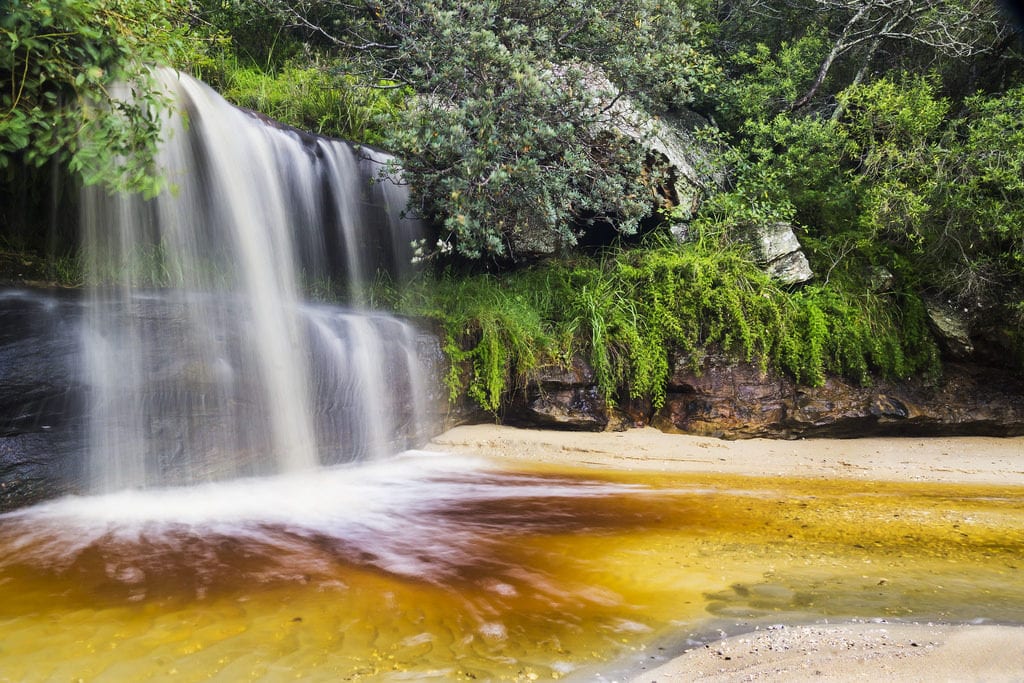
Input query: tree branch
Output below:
<box><xmin>790</xmin><ymin>2</ymin><xmax>872</xmax><ymax>110</ymax></box>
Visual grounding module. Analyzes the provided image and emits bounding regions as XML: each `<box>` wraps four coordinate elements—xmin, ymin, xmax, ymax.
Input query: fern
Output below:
<box><xmin>389</xmin><ymin>242</ymin><xmax>941</xmax><ymax>413</ymax></box>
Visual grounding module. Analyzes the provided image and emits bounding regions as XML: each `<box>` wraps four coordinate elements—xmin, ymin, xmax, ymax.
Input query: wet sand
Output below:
<box><xmin>631</xmin><ymin>622</ymin><xmax>1024</xmax><ymax>682</ymax></box>
<box><xmin>427</xmin><ymin>425</ymin><xmax>1024</xmax><ymax>682</ymax></box>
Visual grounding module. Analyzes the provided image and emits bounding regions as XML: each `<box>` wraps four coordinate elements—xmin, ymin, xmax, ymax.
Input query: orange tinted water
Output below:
<box><xmin>0</xmin><ymin>454</ymin><xmax>1021</xmax><ymax>681</ymax></box>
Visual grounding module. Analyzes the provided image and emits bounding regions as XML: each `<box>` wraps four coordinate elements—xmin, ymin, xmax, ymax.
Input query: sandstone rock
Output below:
<box><xmin>518</xmin><ymin>388</ymin><xmax>609</xmax><ymax>431</ymax></box>
<box><xmin>487</xmin><ymin>348</ymin><xmax>1024</xmax><ymax>439</ymax></box>
<box><xmin>654</xmin><ymin>352</ymin><xmax>794</xmax><ymax>438</ymax></box>
<box><xmin>574</xmin><ymin>65</ymin><xmax>716</xmax><ymax>222</ymax></box>
<box><xmin>505</xmin><ymin>359</ymin><xmax>609</xmax><ymax>431</ymax></box>
<box><xmin>765</xmin><ymin>250</ymin><xmax>814</xmax><ymax>286</ymax></box>
<box><xmin>925</xmin><ymin>302</ymin><xmax>975</xmax><ymax>360</ymax></box>
<box><xmin>658</xmin><ymin>354</ymin><xmax>1024</xmax><ymax>438</ymax></box>
<box><xmin>747</xmin><ymin>221</ymin><xmax>814</xmax><ymax>285</ymax></box>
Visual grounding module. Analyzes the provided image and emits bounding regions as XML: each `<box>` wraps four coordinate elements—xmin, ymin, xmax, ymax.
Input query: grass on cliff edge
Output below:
<box><xmin>378</xmin><ymin>240</ymin><xmax>941</xmax><ymax>414</ymax></box>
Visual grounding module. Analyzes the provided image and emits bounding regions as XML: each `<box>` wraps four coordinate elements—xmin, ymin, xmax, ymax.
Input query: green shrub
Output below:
<box><xmin>318</xmin><ymin>0</ymin><xmax>712</xmax><ymax>259</ymax></box>
<box><xmin>1</xmin><ymin>0</ymin><xmax>190</xmax><ymax>195</ymax></box>
<box><xmin>389</xmin><ymin>272</ymin><xmax>553</xmax><ymax>412</ymax></box>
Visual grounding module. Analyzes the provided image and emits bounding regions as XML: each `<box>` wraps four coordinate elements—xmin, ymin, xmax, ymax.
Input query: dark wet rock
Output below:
<box><xmin>505</xmin><ymin>359</ymin><xmax>609</xmax><ymax>431</ymax></box>
<box><xmin>666</xmin><ymin>356</ymin><xmax>1024</xmax><ymax>438</ymax></box>
<box><xmin>0</xmin><ymin>432</ymin><xmax>83</xmax><ymax>509</ymax></box>
<box><xmin>516</xmin><ymin>387</ymin><xmax>609</xmax><ymax>430</ymax></box>
<box><xmin>652</xmin><ymin>353</ymin><xmax>792</xmax><ymax>438</ymax></box>
<box><xmin>0</xmin><ymin>289</ymin><xmax>89</xmax><ymax>510</ymax></box>
<box><xmin>414</xmin><ymin>325</ymin><xmax>491</xmax><ymax>430</ymax></box>
<box><xmin>972</xmin><ymin>322</ymin><xmax>1024</xmax><ymax>369</ymax></box>
<box><xmin>488</xmin><ymin>348</ymin><xmax>1024</xmax><ymax>439</ymax></box>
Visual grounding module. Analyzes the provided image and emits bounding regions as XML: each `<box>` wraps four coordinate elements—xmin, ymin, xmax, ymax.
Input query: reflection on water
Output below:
<box><xmin>0</xmin><ymin>452</ymin><xmax>1022</xmax><ymax>681</ymax></box>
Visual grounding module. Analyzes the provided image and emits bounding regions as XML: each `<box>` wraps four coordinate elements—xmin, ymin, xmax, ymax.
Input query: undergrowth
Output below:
<box><xmin>216</xmin><ymin>63</ymin><xmax>405</xmax><ymax>144</ymax></box>
<box><xmin>388</xmin><ymin>273</ymin><xmax>552</xmax><ymax>412</ymax></box>
<box><xmin>385</xmin><ymin>240</ymin><xmax>941</xmax><ymax>413</ymax></box>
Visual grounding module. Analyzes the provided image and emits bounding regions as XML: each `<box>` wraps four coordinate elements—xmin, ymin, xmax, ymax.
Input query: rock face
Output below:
<box><xmin>0</xmin><ymin>289</ymin><xmax>451</xmax><ymax>512</ymax></box>
<box><xmin>0</xmin><ymin>290</ymin><xmax>87</xmax><ymax>510</ymax></box>
<box><xmin>656</xmin><ymin>352</ymin><xmax>1024</xmax><ymax>438</ymax></box>
<box><xmin>925</xmin><ymin>302</ymin><xmax>975</xmax><ymax>360</ymax></box>
<box><xmin>746</xmin><ymin>221</ymin><xmax>814</xmax><ymax>286</ymax></box>
<box><xmin>614</xmin><ymin>106</ymin><xmax>715</xmax><ymax>222</ymax></box>
<box><xmin>505</xmin><ymin>357</ymin><xmax>611</xmax><ymax>431</ymax></box>
<box><xmin>487</xmin><ymin>350</ymin><xmax>1024</xmax><ymax>439</ymax></box>
<box><xmin>524</xmin><ymin>64</ymin><xmax>719</xmax><ymax>256</ymax></box>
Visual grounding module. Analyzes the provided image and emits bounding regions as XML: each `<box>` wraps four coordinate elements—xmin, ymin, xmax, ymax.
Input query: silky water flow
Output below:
<box><xmin>79</xmin><ymin>70</ymin><xmax>430</xmax><ymax>491</ymax></box>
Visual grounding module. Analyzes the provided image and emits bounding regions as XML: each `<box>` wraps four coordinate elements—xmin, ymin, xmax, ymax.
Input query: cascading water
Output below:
<box><xmin>80</xmin><ymin>69</ymin><xmax>430</xmax><ymax>493</ymax></box>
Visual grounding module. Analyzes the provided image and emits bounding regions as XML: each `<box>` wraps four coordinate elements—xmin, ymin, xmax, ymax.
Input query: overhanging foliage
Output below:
<box><xmin>1</xmin><ymin>0</ymin><xmax>191</xmax><ymax>195</ymax></box>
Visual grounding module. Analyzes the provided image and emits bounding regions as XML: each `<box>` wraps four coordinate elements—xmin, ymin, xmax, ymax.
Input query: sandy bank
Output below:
<box><xmin>426</xmin><ymin>425</ymin><xmax>1024</xmax><ymax>682</ymax></box>
<box><xmin>630</xmin><ymin>622</ymin><xmax>1024</xmax><ymax>682</ymax></box>
<box><xmin>426</xmin><ymin>424</ymin><xmax>1024</xmax><ymax>486</ymax></box>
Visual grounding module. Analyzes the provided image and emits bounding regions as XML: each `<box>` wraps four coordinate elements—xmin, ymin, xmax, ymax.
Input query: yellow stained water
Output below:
<box><xmin>0</xmin><ymin>462</ymin><xmax>1022</xmax><ymax>682</ymax></box>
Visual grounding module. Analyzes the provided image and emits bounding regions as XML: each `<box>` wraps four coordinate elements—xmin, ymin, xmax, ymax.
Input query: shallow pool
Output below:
<box><xmin>0</xmin><ymin>451</ymin><xmax>1021</xmax><ymax>681</ymax></box>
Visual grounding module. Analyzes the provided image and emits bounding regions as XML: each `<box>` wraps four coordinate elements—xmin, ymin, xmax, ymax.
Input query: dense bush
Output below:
<box><xmin>690</xmin><ymin>0</ymin><xmax>1024</xmax><ymax>365</ymax></box>
<box><xmin>699</xmin><ymin>72</ymin><xmax>1024</xmax><ymax>332</ymax></box>
<box><xmin>255</xmin><ymin>0</ymin><xmax>715</xmax><ymax>259</ymax></box>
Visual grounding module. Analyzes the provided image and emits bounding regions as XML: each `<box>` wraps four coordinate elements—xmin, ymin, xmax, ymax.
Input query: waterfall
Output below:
<box><xmin>81</xmin><ymin>70</ymin><xmax>430</xmax><ymax>494</ymax></box>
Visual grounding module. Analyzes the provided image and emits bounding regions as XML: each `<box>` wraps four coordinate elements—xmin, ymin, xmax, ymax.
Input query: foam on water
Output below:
<box><xmin>0</xmin><ymin>452</ymin><xmax>643</xmax><ymax>586</ymax></box>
